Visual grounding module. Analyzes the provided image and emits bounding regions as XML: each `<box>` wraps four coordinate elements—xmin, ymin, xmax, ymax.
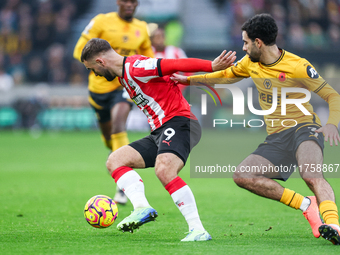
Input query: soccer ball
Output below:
<box><xmin>84</xmin><ymin>195</ymin><xmax>118</xmax><ymax>228</ymax></box>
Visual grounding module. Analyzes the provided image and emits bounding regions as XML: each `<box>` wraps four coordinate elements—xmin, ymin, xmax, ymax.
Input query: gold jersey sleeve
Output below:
<box><xmin>189</xmin><ymin>50</ymin><xmax>340</xmax><ymax>134</ymax></box>
<box><xmin>73</xmin><ymin>12</ymin><xmax>154</xmax><ymax>94</ymax></box>
<box><xmin>188</xmin><ymin>55</ymin><xmax>249</xmax><ymax>83</ymax></box>
<box><xmin>294</xmin><ymin>59</ymin><xmax>340</xmax><ymax>127</ymax></box>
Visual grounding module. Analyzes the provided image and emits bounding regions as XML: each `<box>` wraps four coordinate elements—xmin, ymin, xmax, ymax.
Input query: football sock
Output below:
<box><xmin>111</xmin><ymin>132</ymin><xmax>129</xmax><ymax>151</ymax></box>
<box><xmin>165</xmin><ymin>176</ymin><xmax>205</xmax><ymax>231</ymax></box>
<box><xmin>319</xmin><ymin>200</ymin><xmax>339</xmax><ymax>226</ymax></box>
<box><xmin>101</xmin><ymin>134</ymin><xmax>112</xmax><ymax>150</ymax></box>
<box><xmin>111</xmin><ymin>132</ymin><xmax>129</xmax><ymax>193</ymax></box>
<box><xmin>280</xmin><ymin>188</ymin><xmax>305</xmax><ymax>210</ymax></box>
<box><xmin>111</xmin><ymin>166</ymin><xmax>150</xmax><ymax>209</ymax></box>
<box><xmin>299</xmin><ymin>197</ymin><xmax>311</xmax><ymax>212</ymax></box>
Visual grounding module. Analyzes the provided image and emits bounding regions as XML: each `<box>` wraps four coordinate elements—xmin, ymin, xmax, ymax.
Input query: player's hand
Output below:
<box><xmin>170</xmin><ymin>73</ymin><xmax>189</xmax><ymax>85</ymax></box>
<box><xmin>212</xmin><ymin>50</ymin><xmax>237</xmax><ymax>71</ymax></box>
<box><xmin>315</xmin><ymin>124</ymin><xmax>340</xmax><ymax>146</ymax></box>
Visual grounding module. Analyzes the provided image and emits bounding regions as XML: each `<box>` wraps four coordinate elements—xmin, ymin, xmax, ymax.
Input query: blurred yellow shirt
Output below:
<box><xmin>190</xmin><ymin>49</ymin><xmax>340</xmax><ymax>134</ymax></box>
<box><xmin>74</xmin><ymin>12</ymin><xmax>154</xmax><ymax>94</ymax></box>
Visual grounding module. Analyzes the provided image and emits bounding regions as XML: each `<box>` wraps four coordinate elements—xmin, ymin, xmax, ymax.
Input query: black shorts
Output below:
<box><xmin>252</xmin><ymin>123</ymin><xmax>324</xmax><ymax>180</ymax></box>
<box><xmin>129</xmin><ymin>116</ymin><xmax>201</xmax><ymax>167</ymax></box>
<box><xmin>89</xmin><ymin>89</ymin><xmax>133</xmax><ymax>123</ymax></box>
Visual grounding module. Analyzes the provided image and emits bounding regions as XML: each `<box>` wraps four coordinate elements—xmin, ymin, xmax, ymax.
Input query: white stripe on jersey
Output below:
<box><xmin>133</xmin><ymin>58</ymin><xmax>158</xmax><ymax>70</ymax></box>
<box><xmin>134</xmin><ymin>75</ymin><xmax>159</xmax><ymax>83</ymax></box>
<box><xmin>125</xmin><ymin>63</ymin><xmax>165</xmax><ymax>130</ymax></box>
<box><xmin>144</xmin><ymin>58</ymin><xmax>158</xmax><ymax>70</ymax></box>
<box><xmin>120</xmin><ymin>78</ymin><xmax>132</xmax><ymax>94</ymax></box>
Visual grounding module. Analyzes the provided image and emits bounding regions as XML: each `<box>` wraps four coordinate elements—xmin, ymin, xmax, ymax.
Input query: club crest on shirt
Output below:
<box><xmin>263</xmin><ymin>79</ymin><xmax>272</xmax><ymax>89</ymax></box>
<box><xmin>122</xmin><ymin>36</ymin><xmax>129</xmax><ymax>43</ymax></box>
<box><xmin>307</xmin><ymin>65</ymin><xmax>319</xmax><ymax>79</ymax></box>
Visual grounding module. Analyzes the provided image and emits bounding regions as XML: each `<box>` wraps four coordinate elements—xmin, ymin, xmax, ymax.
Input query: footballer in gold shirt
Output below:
<box><xmin>73</xmin><ymin>0</ymin><xmax>153</xmax><ymax>204</ymax></box>
<box><xmin>74</xmin><ymin>11</ymin><xmax>153</xmax><ymax>94</ymax></box>
<box><xmin>189</xmin><ymin>49</ymin><xmax>340</xmax><ymax>135</ymax></box>
<box><xmin>174</xmin><ymin>14</ymin><xmax>340</xmax><ymax>245</ymax></box>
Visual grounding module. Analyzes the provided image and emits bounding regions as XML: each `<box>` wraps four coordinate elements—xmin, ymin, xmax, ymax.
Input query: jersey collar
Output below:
<box><xmin>261</xmin><ymin>48</ymin><xmax>285</xmax><ymax>67</ymax></box>
<box><xmin>121</xmin><ymin>56</ymin><xmax>127</xmax><ymax>77</ymax></box>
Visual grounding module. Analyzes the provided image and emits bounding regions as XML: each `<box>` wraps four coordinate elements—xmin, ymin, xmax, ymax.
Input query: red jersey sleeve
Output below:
<box><xmin>158</xmin><ymin>58</ymin><xmax>212</xmax><ymax>76</ymax></box>
<box><xmin>126</xmin><ymin>56</ymin><xmax>212</xmax><ymax>83</ymax></box>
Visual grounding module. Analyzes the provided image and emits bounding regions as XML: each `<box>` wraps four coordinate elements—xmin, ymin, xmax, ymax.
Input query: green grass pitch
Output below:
<box><xmin>1</xmin><ymin>130</ymin><xmax>340</xmax><ymax>254</ymax></box>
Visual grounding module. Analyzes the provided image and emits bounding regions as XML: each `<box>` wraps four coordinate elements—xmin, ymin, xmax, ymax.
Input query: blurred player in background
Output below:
<box><xmin>80</xmin><ymin>38</ymin><xmax>236</xmax><ymax>241</ymax></box>
<box><xmin>151</xmin><ymin>26</ymin><xmax>187</xmax><ymax>60</ymax></box>
<box><xmin>151</xmin><ymin>26</ymin><xmax>190</xmax><ymax>93</ymax></box>
<box><xmin>173</xmin><ymin>14</ymin><xmax>340</xmax><ymax>245</ymax></box>
<box><xmin>73</xmin><ymin>0</ymin><xmax>154</xmax><ymax>205</ymax></box>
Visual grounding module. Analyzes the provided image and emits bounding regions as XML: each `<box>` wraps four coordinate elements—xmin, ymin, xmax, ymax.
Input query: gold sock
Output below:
<box><xmin>280</xmin><ymin>188</ymin><xmax>304</xmax><ymax>210</ymax></box>
<box><xmin>320</xmin><ymin>200</ymin><xmax>339</xmax><ymax>226</ymax></box>
<box><xmin>111</xmin><ymin>131</ymin><xmax>129</xmax><ymax>151</ymax></box>
<box><xmin>101</xmin><ymin>134</ymin><xmax>112</xmax><ymax>150</ymax></box>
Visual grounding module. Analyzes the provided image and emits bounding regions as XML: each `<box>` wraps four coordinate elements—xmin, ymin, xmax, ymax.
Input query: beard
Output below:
<box><xmin>247</xmin><ymin>46</ymin><xmax>261</xmax><ymax>62</ymax></box>
<box><xmin>103</xmin><ymin>70</ymin><xmax>116</xmax><ymax>81</ymax></box>
<box><xmin>248</xmin><ymin>53</ymin><xmax>260</xmax><ymax>62</ymax></box>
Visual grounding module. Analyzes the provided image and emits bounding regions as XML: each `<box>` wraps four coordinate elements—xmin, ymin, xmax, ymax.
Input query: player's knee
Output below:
<box><xmin>106</xmin><ymin>152</ymin><xmax>123</xmax><ymax>175</ymax></box>
<box><xmin>233</xmin><ymin>173</ymin><xmax>244</xmax><ymax>187</ymax></box>
<box><xmin>302</xmin><ymin>177</ymin><xmax>320</xmax><ymax>188</ymax></box>
<box><xmin>155</xmin><ymin>164</ymin><xmax>167</xmax><ymax>181</ymax></box>
<box><xmin>155</xmin><ymin>153</ymin><xmax>182</xmax><ymax>185</ymax></box>
<box><xmin>155</xmin><ymin>163</ymin><xmax>176</xmax><ymax>185</ymax></box>
<box><xmin>233</xmin><ymin>170</ymin><xmax>249</xmax><ymax>187</ymax></box>
<box><xmin>106</xmin><ymin>156</ymin><xmax>115</xmax><ymax>175</ymax></box>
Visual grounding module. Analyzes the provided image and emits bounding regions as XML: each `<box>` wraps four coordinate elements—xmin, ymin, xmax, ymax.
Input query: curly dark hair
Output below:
<box><xmin>81</xmin><ymin>38</ymin><xmax>112</xmax><ymax>62</ymax></box>
<box><xmin>241</xmin><ymin>14</ymin><xmax>278</xmax><ymax>46</ymax></box>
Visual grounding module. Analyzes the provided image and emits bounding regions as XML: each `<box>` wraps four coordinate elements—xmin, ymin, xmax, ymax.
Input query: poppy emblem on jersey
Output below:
<box><xmin>135</xmin><ymin>30</ymin><xmax>140</xmax><ymax>37</ymax></box>
<box><xmin>122</xmin><ymin>36</ymin><xmax>129</xmax><ymax>42</ymax></box>
<box><xmin>162</xmin><ymin>140</ymin><xmax>172</xmax><ymax>146</ymax></box>
<box><xmin>307</xmin><ymin>65</ymin><xmax>319</xmax><ymax>79</ymax></box>
<box><xmin>263</xmin><ymin>79</ymin><xmax>272</xmax><ymax>89</ymax></box>
<box><xmin>278</xmin><ymin>72</ymin><xmax>286</xmax><ymax>82</ymax></box>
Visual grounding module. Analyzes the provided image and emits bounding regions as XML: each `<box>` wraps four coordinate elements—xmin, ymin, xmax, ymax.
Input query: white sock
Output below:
<box><xmin>170</xmin><ymin>185</ymin><xmax>205</xmax><ymax>231</ymax></box>
<box><xmin>300</xmin><ymin>197</ymin><xmax>311</xmax><ymax>212</ymax></box>
<box><xmin>116</xmin><ymin>185</ymin><xmax>122</xmax><ymax>192</ymax></box>
<box><xmin>116</xmin><ymin>170</ymin><xmax>150</xmax><ymax>209</ymax></box>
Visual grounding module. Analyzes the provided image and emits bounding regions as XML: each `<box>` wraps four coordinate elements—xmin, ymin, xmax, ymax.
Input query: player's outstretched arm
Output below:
<box><xmin>161</xmin><ymin>50</ymin><xmax>236</xmax><ymax>76</ymax></box>
<box><xmin>212</xmin><ymin>50</ymin><xmax>236</xmax><ymax>71</ymax></box>
<box><xmin>316</xmin><ymin>124</ymin><xmax>340</xmax><ymax>146</ymax></box>
<box><xmin>170</xmin><ymin>73</ymin><xmax>190</xmax><ymax>85</ymax></box>
<box><xmin>167</xmin><ymin>50</ymin><xmax>236</xmax><ymax>85</ymax></box>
